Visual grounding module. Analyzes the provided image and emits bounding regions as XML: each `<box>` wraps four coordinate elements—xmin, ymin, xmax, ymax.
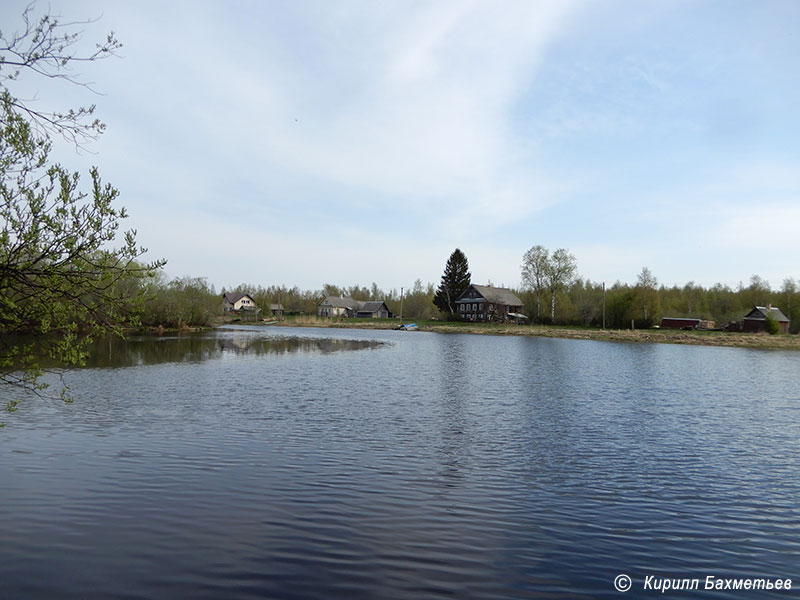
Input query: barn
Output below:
<box><xmin>742</xmin><ymin>305</ymin><xmax>790</xmax><ymax>334</ymax></box>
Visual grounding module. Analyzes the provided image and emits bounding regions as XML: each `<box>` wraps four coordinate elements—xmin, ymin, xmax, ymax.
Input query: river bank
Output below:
<box><xmin>260</xmin><ymin>316</ymin><xmax>800</xmax><ymax>350</ymax></box>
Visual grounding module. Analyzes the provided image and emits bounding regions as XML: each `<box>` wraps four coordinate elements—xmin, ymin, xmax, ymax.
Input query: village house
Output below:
<box><xmin>318</xmin><ymin>296</ymin><xmax>359</xmax><ymax>317</ymax></box>
<box><xmin>456</xmin><ymin>284</ymin><xmax>525</xmax><ymax>323</ymax></box>
<box><xmin>317</xmin><ymin>296</ymin><xmax>393</xmax><ymax>318</ymax></box>
<box><xmin>222</xmin><ymin>292</ymin><xmax>259</xmax><ymax>314</ymax></box>
<box><xmin>269</xmin><ymin>303</ymin><xmax>284</xmax><ymax>317</ymax></box>
<box><xmin>354</xmin><ymin>301</ymin><xmax>393</xmax><ymax>319</ymax></box>
<box><xmin>742</xmin><ymin>305</ymin><xmax>790</xmax><ymax>333</ymax></box>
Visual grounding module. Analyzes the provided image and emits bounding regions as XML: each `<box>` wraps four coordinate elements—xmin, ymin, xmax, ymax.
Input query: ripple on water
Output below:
<box><xmin>1</xmin><ymin>329</ymin><xmax>799</xmax><ymax>598</ymax></box>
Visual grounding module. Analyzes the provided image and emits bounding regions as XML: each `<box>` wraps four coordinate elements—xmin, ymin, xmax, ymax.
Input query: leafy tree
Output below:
<box><xmin>605</xmin><ymin>283</ymin><xmax>636</xmax><ymax>329</ymax></box>
<box><xmin>434</xmin><ymin>248</ymin><xmax>471</xmax><ymax>314</ymax></box>
<box><xmin>521</xmin><ymin>244</ymin><xmax>549</xmax><ymax>321</ymax></box>
<box><xmin>545</xmin><ymin>248</ymin><xmax>577</xmax><ymax>320</ymax></box>
<box><xmin>570</xmin><ymin>278</ymin><xmax>603</xmax><ymax>326</ymax></box>
<box><xmin>141</xmin><ymin>276</ymin><xmax>217</xmax><ymax>328</ymax></box>
<box><xmin>779</xmin><ymin>277</ymin><xmax>798</xmax><ymax>333</ymax></box>
<box><xmin>401</xmin><ymin>279</ymin><xmax>436</xmax><ymax>319</ymax></box>
<box><xmin>0</xmin><ymin>6</ymin><xmax>163</xmax><ymax>407</ymax></box>
<box><xmin>635</xmin><ymin>266</ymin><xmax>659</xmax><ymax>325</ymax></box>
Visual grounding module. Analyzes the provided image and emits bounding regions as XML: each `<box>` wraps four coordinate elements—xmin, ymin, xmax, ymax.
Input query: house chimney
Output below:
<box><xmin>767</xmin><ymin>303</ymin><xmax>772</xmax><ymax>310</ymax></box>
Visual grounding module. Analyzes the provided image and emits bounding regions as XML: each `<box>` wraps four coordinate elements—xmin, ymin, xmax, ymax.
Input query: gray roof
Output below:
<box><xmin>460</xmin><ymin>284</ymin><xmax>523</xmax><ymax>307</ymax></box>
<box><xmin>320</xmin><ymin>296</ymin><xmax>364</xmax><ymax>309</ymax></box>
<box><xmin>358</xmin><ymin>301</ymin><xmax>388</xmax><ymax>313</ymax></box>
<box><xmin>744</xmin><ymin>306</ymin><xmax>790</xmax><ymax>322</ymax></box>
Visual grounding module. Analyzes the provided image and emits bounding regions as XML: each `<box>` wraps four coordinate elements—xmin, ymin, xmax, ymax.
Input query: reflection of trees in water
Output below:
<box><xmin>219</xmin><ymin>336</ymin><xmax>381</xmax><ymax>356</ymax></box>
<box><xmin>84</xmin><ymin>334</ymin><xmax>384</xmax><ymax>368</ymax></box>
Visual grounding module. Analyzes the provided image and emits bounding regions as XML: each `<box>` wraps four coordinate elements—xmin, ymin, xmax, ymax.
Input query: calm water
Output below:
<box><xmin>1</xmin><ymin>326</ymin><xmax>799</xmax><ymax>599</ymax></box>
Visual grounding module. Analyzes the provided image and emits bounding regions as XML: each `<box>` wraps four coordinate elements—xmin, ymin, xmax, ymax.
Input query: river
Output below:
<box><xmin>1</xmin><ymin>325</ymin><xmax>798</xmax><ymax>598</ymax></box>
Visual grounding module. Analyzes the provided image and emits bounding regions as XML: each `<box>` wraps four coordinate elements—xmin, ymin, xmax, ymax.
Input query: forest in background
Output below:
<box><xmin>139</xmin><ymin>272</ymin><xmax>800</xmax><ymax>334</ymax></box>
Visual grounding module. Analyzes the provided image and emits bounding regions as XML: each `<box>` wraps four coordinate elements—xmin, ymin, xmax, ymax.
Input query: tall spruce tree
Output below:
<box><xmin>434</xmin><ymin>249</ymin><xmax>471</xmax><ymax>314</ymax></box>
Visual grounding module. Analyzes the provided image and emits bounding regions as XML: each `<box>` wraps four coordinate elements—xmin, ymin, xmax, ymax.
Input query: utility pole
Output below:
<box><xmin>399</xmin><ymin>287</ymin><xmax>404</xmax><ymax>323</ymax></box>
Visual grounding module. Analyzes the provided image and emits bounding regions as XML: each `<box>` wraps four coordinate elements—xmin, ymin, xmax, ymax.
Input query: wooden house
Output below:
<box><xmin>455</xmin><ymin>284</ymin><xmax>525</xmax><ymax>323</ymax></box>
<box><xmin>317</xmin><ymin>297</ymin><xmax>393</xmax><ymax>318</ymax></box>
<box><xmin>742</xmin><ymin>305</ymin><xmax>790</xmax><ymax>333</ymax></box>
<box><xmin>355</xmin><ymin>301</ymin><xmax>393</xmax><ymax>319</ymax></box>
<box><xmin>318</xmin><ymin>296</ymin><xmax>360</xmax><ymax>317</ymax></box>
<box><xmin>269</xmin><ymin>303</ymin><xmax>284</xmax><ymax>317</ymax></box>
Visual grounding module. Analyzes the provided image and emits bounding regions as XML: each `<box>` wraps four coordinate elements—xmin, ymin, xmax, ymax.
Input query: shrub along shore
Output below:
<box><xmin>258</xmin><ymin>316</ymin><xmax>800</xmax><ymax>350</ymax></box>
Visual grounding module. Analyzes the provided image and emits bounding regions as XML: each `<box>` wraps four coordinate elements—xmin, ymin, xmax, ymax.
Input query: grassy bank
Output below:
<box><xmin>261</xmin><ymin>315</ymin><xmax>800</xmax><ymax>350</ymax></box>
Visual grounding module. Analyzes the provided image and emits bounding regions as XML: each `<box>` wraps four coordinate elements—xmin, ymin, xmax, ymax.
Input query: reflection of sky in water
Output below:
<box><xmin>2</xmin><ymin>329</ymin><xmax>800</xmax><ymax>599</ymax></box>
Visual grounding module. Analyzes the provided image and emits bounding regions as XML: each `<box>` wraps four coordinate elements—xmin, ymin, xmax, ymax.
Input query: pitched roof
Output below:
<box><xmin>744</xmin><ymin>306</ymin><xmax>790</xmax><ymax>322</ymax></box>
<box><xmin>223</xmin><ymin>292</ymin><xmax>252</xmax><ymax>304</ymax></box>
<box><xmin>358</xmin><ymin>301</ymin><xmax>388</xmax><ymax>313</ymax></box>
<box><xmin>461</xmin><ymin>284</ymin><xmax>523</xmax><ymax>307</ymax></box>
<box><xmin>320</xmin><ymin>296</ymin><xmax>364</xmax><ymax>309</ymax></box>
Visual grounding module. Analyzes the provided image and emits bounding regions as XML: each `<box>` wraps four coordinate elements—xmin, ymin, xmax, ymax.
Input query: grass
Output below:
<box><xmin>259</xmin><ymin>315</ymin><xmax>800</xmax><ymax>350</ymax></box>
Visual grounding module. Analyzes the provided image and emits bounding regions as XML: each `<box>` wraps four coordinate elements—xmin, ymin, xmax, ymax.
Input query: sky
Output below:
<box><xmin>2</xmin><ymin>0</ymin><xmax>799</xmax><ymax>293</ymax></box>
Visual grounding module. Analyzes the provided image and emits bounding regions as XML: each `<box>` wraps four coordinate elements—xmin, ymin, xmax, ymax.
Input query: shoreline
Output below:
<box><xmin>256</xmin><ymin>318</ymin><xmax>800</xmax><ymax>351</ymax></box>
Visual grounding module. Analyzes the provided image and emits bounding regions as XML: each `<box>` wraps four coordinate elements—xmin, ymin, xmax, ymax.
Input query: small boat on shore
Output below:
<box><xmin>396</xmin><ymin>323</ymin><xmax>419</xmax><ymax>331</ymax></box>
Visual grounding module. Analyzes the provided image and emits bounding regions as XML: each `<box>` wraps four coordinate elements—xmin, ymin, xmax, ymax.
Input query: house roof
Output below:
<box><xmin>223</xmin><ymin>292</ymin><xmax>253</xmax><ymax>304</ymax></box>
<box><xmin>744</xmin><ymin>306</ymin><xmax>790</xmax><ymax>322</ymax></box>
<box><xmin>269</xmin><ymin>304</ymin><xmax>284</xmax><ymax>311</ymax></box>
<box><xmin>459</xmin><ymin>284</ymin><xmax>523</xmax><ymax>307</ymax></box>
<box><xmin>358</xmin><ymin>301</ymin><xmax>388</xmax><ymax>313</ymax></box>
<box><xmin>320</xmin><ymin>296</ymin><xmax>364</xmax><ymax>309</ymax></box>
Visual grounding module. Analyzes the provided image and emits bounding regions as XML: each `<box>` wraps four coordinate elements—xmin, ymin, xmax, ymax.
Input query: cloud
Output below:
<box><xmin>709</xmin><ymin>204</ymin><xmax>800</xmax><ymax>251</ymax></box>
<box><xmin>186</xmin><ymin>2</ymin><xmax>578</xmax><ymax>224</ymax></box>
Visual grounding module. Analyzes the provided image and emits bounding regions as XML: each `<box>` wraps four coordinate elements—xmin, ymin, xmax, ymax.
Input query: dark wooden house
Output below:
<box><xmin>455</xmin><ymin>284</ymin><xmax>525</xmax><ymax>323</ymax></box>
<box><xmin>317</xmin><ymin>296</ymin><xmax>392</xmax><ymax>318</ymax></box>
<box><xmin>742</xmin><ymin>305</ymin><xmax>790</xmax><ymax>333</ymax></box>
<box><xmin>354</xmin><ymin>301</ymin><xmax>393</xmax><ymax>319</ymax></box>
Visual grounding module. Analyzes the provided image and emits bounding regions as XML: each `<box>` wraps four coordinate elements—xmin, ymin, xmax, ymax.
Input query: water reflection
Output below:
<box><xmin>83</xmin><ymin>330</ymin><xmax>384</xmax><ymax>368</ymax></box>
<box><xmin>3</xmin><ymin>330</ymin><xmax>799</xmax><ymax>599</ymax></box>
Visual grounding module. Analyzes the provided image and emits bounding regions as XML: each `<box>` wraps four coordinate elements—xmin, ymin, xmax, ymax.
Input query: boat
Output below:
<box><xmin>395</xmin><ymin>323</ymin><xmax>419</xmax><ymax>331</ymax></box>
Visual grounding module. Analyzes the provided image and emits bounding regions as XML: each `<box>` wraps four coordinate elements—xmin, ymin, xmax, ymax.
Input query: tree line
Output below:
<box><xmin>2</xmin><ymin>6</ymin><xmax>797</xmax><ymax>409</ymax></box>
<box><xmin>517</xmin><ymin>245</ymin><xmax>799</xmax><ymax>332</ymax></box>
<box><xmin>140</xmin><ymin>245</ymin><xmax>799</xmax><ymax>334</ymax></box>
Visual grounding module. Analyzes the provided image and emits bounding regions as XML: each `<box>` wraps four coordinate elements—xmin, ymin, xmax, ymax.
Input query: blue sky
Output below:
<box><xmin>3</xmin><ymin>0</ymin><xmax>798</xmax><ymax>292</ymax></box>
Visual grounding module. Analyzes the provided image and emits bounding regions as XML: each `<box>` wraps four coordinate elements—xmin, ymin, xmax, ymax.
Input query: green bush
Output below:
<box><xmin>764</xmin><ymin>315</ymin><xmax>780</xmax><ymax>335</ymax></box>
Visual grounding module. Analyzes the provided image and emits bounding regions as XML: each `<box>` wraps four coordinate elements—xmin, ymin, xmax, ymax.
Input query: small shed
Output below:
<box><xmin>742</xmin><ymin>305</ymin><xmax>790</xmax><ymax>333</ymax></box>
<box><xmin>269</xmin><ymin>303</ymin><xmax>284</xmax><ymax>317</ymax></box>
<box><xmin>660</xmin><ymin>317</ymin><xmax>701</xmax><ymax>330</ymax></box>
